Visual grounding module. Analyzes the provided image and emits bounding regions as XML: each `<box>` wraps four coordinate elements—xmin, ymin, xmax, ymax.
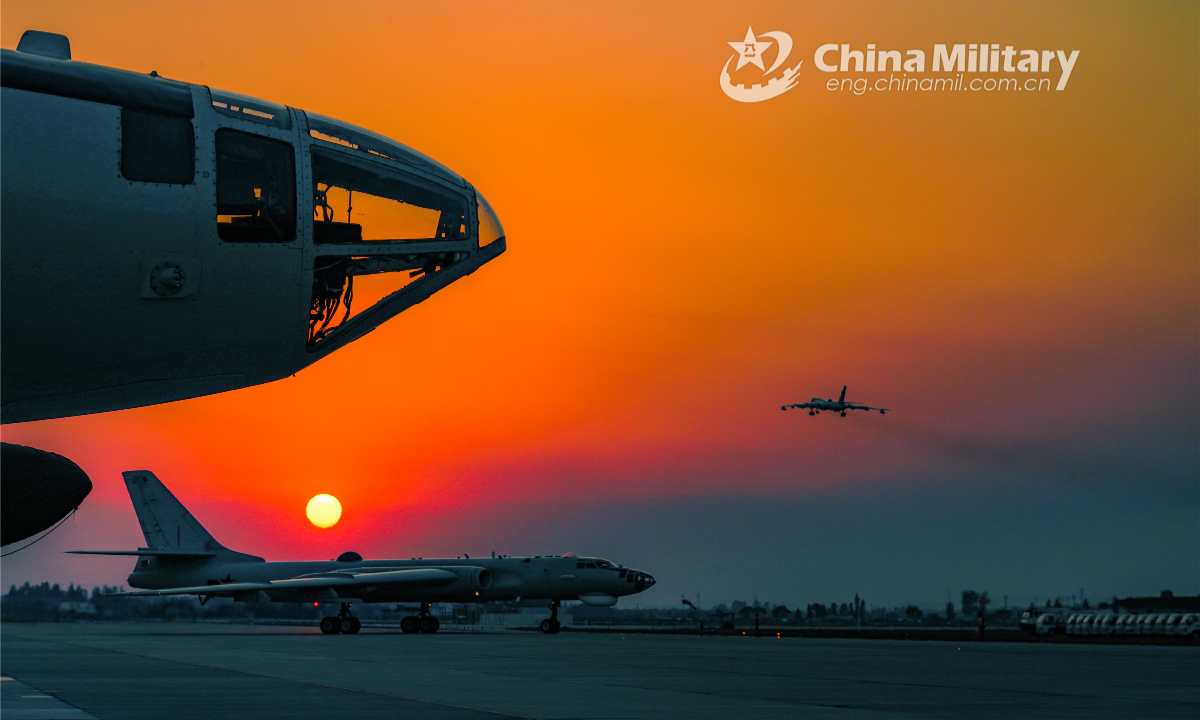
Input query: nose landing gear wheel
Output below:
<box><xmin>542</xmin><ymin>600</ymin><xmax>563</xmax><ymax>634</ymax></box>
<box><xmin>420</xmin><ymin>615</ymin><xmax>440</xmax><ymax>633</ymax></box>
<box><xmin>400</xmin><ymin>616</ymin><xmax>419</xmax><ymax>634</ymax></box>
<box><xmin>340</xmin><ymin>617</ymin><xmax>361</xmax><ymax>634</ymax></box>
<box><xmin>320</xmin><ymin>616</ymin><xmax>340</xmax><ymax>634</ymax></box>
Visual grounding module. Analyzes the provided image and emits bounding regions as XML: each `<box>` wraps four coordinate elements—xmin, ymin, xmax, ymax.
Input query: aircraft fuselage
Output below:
<box><xmin>128</xmin><ymin>554</ymin><xmax>654</xmax><ymax>606</ymax></box>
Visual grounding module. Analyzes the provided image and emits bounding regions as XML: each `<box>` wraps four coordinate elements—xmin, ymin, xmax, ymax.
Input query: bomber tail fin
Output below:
<box><xmin>123</xmin><ymin>471</ymin><xmax>223</xmax><ymax>551</ymax></box>
<box><xmin>839</xmin><ymin>386</ymin><xmax>847</xmax><ymax>403</ymax></box>
<box><xmin>71</xmin><ymin>471</ymin><xmax>262</xmax><ymax>565</ymax></box>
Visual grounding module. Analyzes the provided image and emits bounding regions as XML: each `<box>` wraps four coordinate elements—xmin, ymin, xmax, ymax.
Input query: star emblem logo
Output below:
<box><xmin>719</xmin><ymin>26</ymin><xmax>803</xmax><ymax>103</ymax></box>
<box><xmin>728</xmin><ymin>26</ymin><xmax>773</xmax><ymax>71</ymax></box>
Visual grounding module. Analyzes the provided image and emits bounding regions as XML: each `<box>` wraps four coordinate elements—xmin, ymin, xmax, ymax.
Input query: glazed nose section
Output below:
<box><xmin>475</xmin><ymin>188</ymin><xmax>504</xmax><ymax>249</ymax></box>
<box><xmin>630</xmin><ymin>570</ymin><xmax>656</xmax><ymax>592</ymax></box>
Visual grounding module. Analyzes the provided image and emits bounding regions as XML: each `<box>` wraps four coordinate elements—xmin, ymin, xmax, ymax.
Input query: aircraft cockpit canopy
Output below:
<box><xmin>576</xmin><ymin>559</ymin><xmax>616</xmax><ymax>569</ymax></box>
<box><xmin>306</xmin><ymin>112</ymin><xmax>462</xmax><ymax>186</ymax></box>
<box><xmin>300</xmin><ymin>112</ymin><xmax>501</xmax><ymax>352</ymax></box>
<box><xmin>311</xmin><ymin>148</ymin><xmax>467</xmax><ymax>243</ymax></box>
<box><xmin>210</xmin><ymin>89</ymin><xmax>291</xmax><ymax>129</ymax></box>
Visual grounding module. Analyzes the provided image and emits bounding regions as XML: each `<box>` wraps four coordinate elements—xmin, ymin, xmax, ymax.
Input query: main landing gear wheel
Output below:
<box><xmin>808</xmin><ymin>411</ymin><xmax>815</xmax><ymax>416</ymax></box>
<box><xmin>399</xmin><ymin>615</ymin><xmax>439</xmax><ymax>632</ymax></box>
<box><xmin>320</xmin><ymin>602</ymin><xmax>359</xmax><ymax>635</ymax></box>
<box><xmin>840</xmin><ymin>411</ymin><xmax>846</xmax><ymax>416</ymax></box>
<box><xmin>402</xmin><ymin>602</ymin><xmax>440</xmax><ymax>634</ymax></box>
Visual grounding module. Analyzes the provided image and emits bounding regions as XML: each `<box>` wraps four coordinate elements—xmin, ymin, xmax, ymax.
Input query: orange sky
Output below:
<box><xmin>2</xmin><ymin>1</ymin><xmax>1196</xmax><ymax>602</ymax></box>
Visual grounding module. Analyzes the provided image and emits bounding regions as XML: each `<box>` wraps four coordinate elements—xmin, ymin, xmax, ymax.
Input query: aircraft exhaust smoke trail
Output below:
<box><xmin>846</xmin><ymin>414</ymin><xmax>1183</xmax><ymax>491</ymax></box>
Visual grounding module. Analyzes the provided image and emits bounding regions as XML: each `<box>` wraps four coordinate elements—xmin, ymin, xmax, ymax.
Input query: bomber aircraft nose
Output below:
<box><xmin>628</xmin><ymin>569</ymin><xmax>655</xmax><ymax>593</ymax></box>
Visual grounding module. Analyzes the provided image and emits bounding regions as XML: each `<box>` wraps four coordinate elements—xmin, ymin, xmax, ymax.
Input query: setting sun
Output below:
<box><xmin>306</xmin><ymin>494</ymin><xmax>342</xmax><ymax>528</ymax></box>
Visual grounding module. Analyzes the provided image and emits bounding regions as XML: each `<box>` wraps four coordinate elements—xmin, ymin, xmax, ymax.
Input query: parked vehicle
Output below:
<box><xmin>1065</xmin><ymin>614</ymin><xmax>1078</xmax><ymax>635</ymax></box>
<box><xmin>1036</xmin><ymin>614</ymin><xmax>1060</xmax><ymax>635</ymax></box>
<box><xmin>1019</xmin><ymin>611</ymin><xmax>1037</xmax><ymax>634</ymax></box>
<box><xmin>1176</xmin><ymin>614</ymin><xmax>1198</xmax><ymax>638</ymax></box>
<box><xmin>1097</xmin><ymin>614</ymin><xmax>1117</xmax><ymax>635</ymax></box>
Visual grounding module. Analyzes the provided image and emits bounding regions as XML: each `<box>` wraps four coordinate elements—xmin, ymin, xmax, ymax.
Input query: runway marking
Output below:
<box><xmin>0</xmin><ymin>675</ymin><xmax>98</xmax><ymax>720</ymax></box>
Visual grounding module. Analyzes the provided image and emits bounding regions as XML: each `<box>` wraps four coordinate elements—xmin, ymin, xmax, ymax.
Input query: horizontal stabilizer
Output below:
<box><xmin>66</xmin><ymin>548</ymin><xmax>217</xmax><ymax>557</ymax></box>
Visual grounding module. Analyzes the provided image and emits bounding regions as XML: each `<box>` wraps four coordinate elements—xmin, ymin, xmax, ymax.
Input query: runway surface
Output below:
<box><xmin>2</xmin><ymin>623</ymin><xmax>1197</xmax><ymax>719</ymax></box>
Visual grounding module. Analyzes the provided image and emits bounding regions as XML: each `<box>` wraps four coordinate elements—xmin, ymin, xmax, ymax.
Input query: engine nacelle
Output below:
<box><xmin>424</xmin><ymin>566</ymin><xmax>493</xmax><ymax>593</ymax></box>
<box><xmin>467</xmin><ymin>567</ymin><xmax>493</xmax><ymax>591</ymax></box>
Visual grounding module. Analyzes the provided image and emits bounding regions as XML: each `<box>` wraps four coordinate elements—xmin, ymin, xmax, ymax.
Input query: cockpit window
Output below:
<box><xmin>305</xmin><ymin>112</ymin><xmax>463</xmax><ymax>188</ymax></box>
<box><xmin>585</xmin><ymin>562</ymin><xmax>597</xmax><ymax>568</ymax></box>
<box><xmin>311</xmin><ymin>149</ymin><xmax>467</xmax><ymax>244</ymax></box>
<box><xmin>594</xmin><ymin>560</ymin><xmax>614</xmax><ymax>569</ymax></box>
<box><xmin>216</xmin><ymin>129</ymin><xmax>295</xmax><ymax>243</ymax></box>
<box><xmin>576</xmin><ymin>562</ymin><xmax>585</xmax><ymax>568</ymax></box>
<box><xmin>121</xmin><ymin>108</ymin><xmax>194</xmax><ymax>184</ymax></box>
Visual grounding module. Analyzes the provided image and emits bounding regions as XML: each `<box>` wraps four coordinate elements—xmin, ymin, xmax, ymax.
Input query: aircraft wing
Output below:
<box><xmin>847</xmin><ymin>403</ymin><xmax>889</xmax><ymax>412</ymax></box>
<box><xmin>781</xmin><ymin>403</ymin><xmax>814</xmax><ymax>410</ymax></box>
<box><xmin>105</xmin><ymin>567</ymin><xmax>460</xmax><ymax>598</ymax></box>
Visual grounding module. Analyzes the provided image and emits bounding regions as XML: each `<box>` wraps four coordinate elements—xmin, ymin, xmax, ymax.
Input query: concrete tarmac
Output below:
<box><xmin>2</xmin><ymin>623</ymin><xmax>1197</xmax><ymax>719</ymax></box>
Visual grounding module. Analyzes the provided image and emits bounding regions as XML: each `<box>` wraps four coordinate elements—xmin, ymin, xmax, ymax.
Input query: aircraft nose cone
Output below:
<box><xmin>632</xmin><ymin>570</ymin><xmax>655</xmax><ymax>591</ymax></box>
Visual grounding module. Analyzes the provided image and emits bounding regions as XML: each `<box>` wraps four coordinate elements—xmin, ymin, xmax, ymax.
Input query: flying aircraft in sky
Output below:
<box><xmin>1</xmin><ymin>31</ymin><xmax>506</xmax><ymax>545</ymax></box>
<box><xmin>780</xmin><ymin>386</ymin><xmax>889</xmax><ymax>416</ymax></box>
<box><xmin>71</xmin><ymin>472</ymin><xmax>655</xmax><ymax>635</ymax></box>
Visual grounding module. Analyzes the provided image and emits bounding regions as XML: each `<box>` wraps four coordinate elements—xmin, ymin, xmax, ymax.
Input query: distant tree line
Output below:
<box><xmin>13</xmin><ymin>582</ymin><xmax>1178</xmax><ymax>627</ymax></box>
<box><xmin>1</xmin><ymin>582</ymin><xmax>332</xmax><ymax>622</ymax></box>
